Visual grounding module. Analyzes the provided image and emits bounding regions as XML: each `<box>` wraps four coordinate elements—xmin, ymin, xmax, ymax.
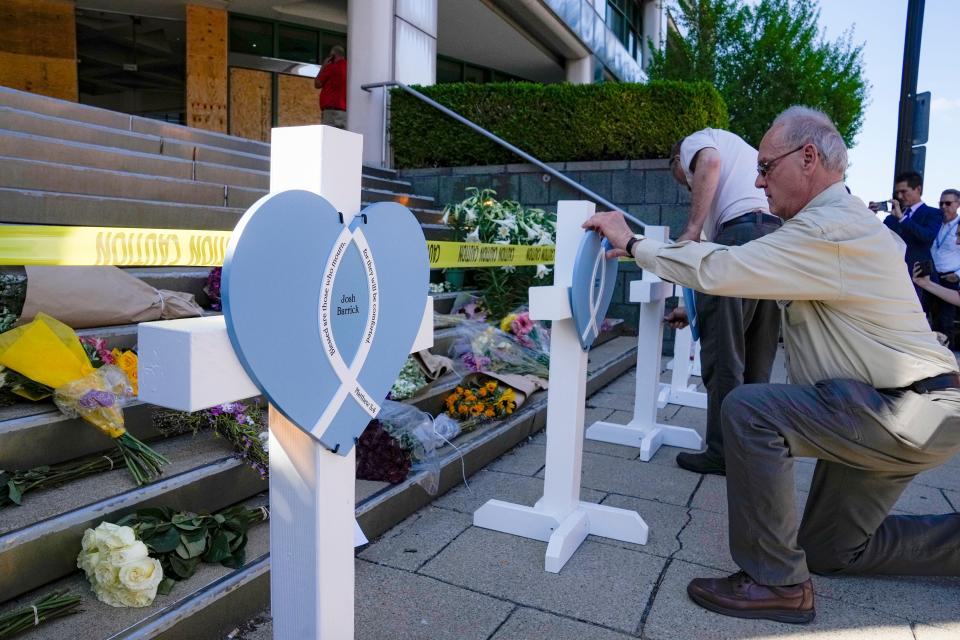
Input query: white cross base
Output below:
<box><xmin>585</xmin><ymin>226</ymin><xmax>703</xmax><ymax>462</ymax></box>
<box><xmin>138</xmin><ymin>125</ymin><xmax>432</xmax><ymax>639</ymax></box>
<box><xmin>659</xmin><ymin>307</ymin><xmax>706</xmax><ymax>410</ymax></box>
<box><xmin>473</xmin><ymin>201</ymin><xmax>648</xmax><ymax>573</ymax></box>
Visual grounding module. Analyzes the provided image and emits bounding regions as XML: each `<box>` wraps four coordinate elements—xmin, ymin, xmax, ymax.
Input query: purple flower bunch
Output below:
<box><xmin>204</xmin><ymin>268</ymin><xmax>222</xmax><ymax>311</ymax></box>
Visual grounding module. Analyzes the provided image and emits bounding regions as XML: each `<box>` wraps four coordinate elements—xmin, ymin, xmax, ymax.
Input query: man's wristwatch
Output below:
<box><xmin>625</xmin><ymin>235</ymin><xmax>644</xmax><ymax>257</ymax></box>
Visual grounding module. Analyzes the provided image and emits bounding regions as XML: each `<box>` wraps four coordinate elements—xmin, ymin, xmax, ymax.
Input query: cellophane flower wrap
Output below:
<box><xmin>0</xmin><ymin>313</ymin><xmax>168</xmax><ymax>485</ymax></box>
<box><xmin>356</xmin><ymin>401</ymin><xmax>459</xmax><ymax>494</ymax></box>
<box><xmin>449</xmin><ymin>320</ymin><xmax>549</xmax><ymax>379</ymax></box>
<box><xmin>77</xmin><ymin>522</ymin><xmax>164</xmax><ymax>608</ymax></box>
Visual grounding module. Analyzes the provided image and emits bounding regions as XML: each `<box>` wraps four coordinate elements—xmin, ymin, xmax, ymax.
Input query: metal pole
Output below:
<box><xmin>894</xmin><ymin>0</ymin><xmax>925</xmax><ymax>179</ymax></box>
<box><xmin>361</xmin><ymin>80</ymin><xmax>649</xmax><ymax>231</ymax></box>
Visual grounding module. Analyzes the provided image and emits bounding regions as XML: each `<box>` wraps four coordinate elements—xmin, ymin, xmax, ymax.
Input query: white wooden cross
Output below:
<box><xmin>473</xmin><ymin>200</ymin><xmax>648</xmax><ymax>573</ymax></box>
<box><xmin>137</xmin><ymin>126</ymin><xmax>433</xmax><ymax>639</ymax></box>
<box><xmin>585</xmin><ymin>227</ymin><xmax>703</xmax><ymax>461</ymax></box>
<box><xmin>659</xmin><ymin>294</ymin><xmax>707</xmax><ymax>410</ymax></box>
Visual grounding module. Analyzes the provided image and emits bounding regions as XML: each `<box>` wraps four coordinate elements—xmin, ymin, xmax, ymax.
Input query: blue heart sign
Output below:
<box><xmin>222</xmin><ymin>190</ymin><xmax>428</xmax><ymax>455</ymax></box>
<box><xmin>569</xmin><ymin>230</ymin><xmax>619</xmax><ymax>350</ymax></box>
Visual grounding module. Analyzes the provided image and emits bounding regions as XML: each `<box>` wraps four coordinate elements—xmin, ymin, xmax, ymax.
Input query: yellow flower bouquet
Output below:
<box><xmin>0</xmin><ymin>313</ymin><xmax>167</xmax><ymax>485</ymax></box>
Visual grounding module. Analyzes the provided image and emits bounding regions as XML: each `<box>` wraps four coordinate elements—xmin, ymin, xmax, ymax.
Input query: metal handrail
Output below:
<box><xmin>360</xmin><ymin>80</ymin><xmax>649</xmax><ymax>231</ymax></box>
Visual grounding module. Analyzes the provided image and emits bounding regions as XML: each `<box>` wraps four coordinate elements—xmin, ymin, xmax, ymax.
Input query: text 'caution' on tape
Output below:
<box><xmin>0</xmin><ymin>225</ymin><xmax>558</xmax><ymax>268</ymax></box>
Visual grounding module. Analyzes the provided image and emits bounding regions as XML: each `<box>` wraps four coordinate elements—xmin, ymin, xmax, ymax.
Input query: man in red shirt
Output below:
<box><xmin>315</xmin><ymin>45</ymin><xmax>347</xmax><ymax>129</ymax></box>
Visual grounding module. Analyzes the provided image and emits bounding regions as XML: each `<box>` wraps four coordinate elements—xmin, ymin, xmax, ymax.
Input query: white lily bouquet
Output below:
<box><xmin>77</xmin><ymin>522</ymin><xmax>164</xmax><ymax>608</ymax></box>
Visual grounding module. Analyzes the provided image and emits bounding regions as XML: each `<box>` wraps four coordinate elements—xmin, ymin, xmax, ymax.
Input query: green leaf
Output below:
<box><xmin>171</xmin><ymin>513</ymin><xmax>201</xmax><ymax>530</ymax></box>
<box><xmin>180</xmin><ymin>535</ymin><xmax>207</xmax><ymax>559</ymax></box>
<box><xmin>6</xmin><ymin>480</ymin><xmax>21</xmax><ymax>505</ymax></box>
<box><xmin>203</xmin><ymin>532</ymin><xmax>232</xmax><ymax>563</ymax></box>
<box><xmin>168</xmin><ymin>554</ymin><xmax>200</xmax><ymax>580</ymax></box>
<box><xmin>149</xmin><ymin>526</ymin><xmax>182</xmax><ymax>553</ymax></box>
<box><xmin>157</xmin><ymin>577</ymin><xmax>176</xmax><ymax>595</ymax></box>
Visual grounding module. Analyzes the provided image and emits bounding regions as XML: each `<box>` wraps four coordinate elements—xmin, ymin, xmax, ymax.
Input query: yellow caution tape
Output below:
<box><xmin>0</xmin><ymin>225</ymin><xmax>232</xmax><ymax>267</ymax></box>
<box><xmin>0</xmin><ymin>224</ymin><xmax>559</xmax><ymax>268</ymax></box>
<box><xmin>427</xmin><ymin>241</ymin><xmax>555</xmax><ymax>268</ymax></box>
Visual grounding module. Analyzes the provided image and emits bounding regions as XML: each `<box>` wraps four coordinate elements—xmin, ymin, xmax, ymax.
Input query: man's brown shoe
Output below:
<box><xmin>687</xmin><ymin>571</ymin><xmax>815</xmax><ymax>624</ymax></box>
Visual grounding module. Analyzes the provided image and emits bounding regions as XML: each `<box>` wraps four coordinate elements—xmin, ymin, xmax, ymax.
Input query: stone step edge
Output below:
<box><xmin>0</xmin><ymin>456</ymin><xmax>265</xmax><ymax>603</ymax></box>
<box><xmin>114</xmin><ymin>554</ymin><xmax>270</xmax><ymax>640</ymax></box>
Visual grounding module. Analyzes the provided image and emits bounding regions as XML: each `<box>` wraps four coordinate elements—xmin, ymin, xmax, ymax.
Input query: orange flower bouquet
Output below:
<box><xmin>444</xmin><ymin>377</ymin><xmax>517</xmax><ymax>433</ymax></box>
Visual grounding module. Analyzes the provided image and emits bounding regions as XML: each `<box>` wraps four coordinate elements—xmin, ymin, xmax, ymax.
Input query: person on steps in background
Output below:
<box><xmin>315</xmin><ymin>45</ymin><xmax>347</xmax><ymax>130</ymax></box>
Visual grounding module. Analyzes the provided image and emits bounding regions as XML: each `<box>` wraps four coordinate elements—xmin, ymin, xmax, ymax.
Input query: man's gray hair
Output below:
<box><xmin>942</xmin><ymin>188</ymin><xmax>960</xmax><ymax>200</ymax></box>
<box><xmin>771</xmin><ymin>106</ymin><xmax>848</xmax><ymax>174</ymax></box>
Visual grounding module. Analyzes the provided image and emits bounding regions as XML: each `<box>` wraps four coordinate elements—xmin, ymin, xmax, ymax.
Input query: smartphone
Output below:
<box><xmin>870</xmin><ymin>200</ymin><xmax>889</xmax><ymax>212</ymax></box>
<box><xmin>917</xmin><ymin>260</ymin><xmax>934</xmax><ymax>277</ymax></box>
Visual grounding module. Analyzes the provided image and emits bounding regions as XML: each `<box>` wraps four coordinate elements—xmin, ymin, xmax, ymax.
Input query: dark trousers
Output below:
<box><xmin>722</xmin><ymin>379</ymin><xmax>960</xmax><ymax>585</ymax></box>
<box><xmin>929</xmin><ymin>273</ymin><xmax>960</xmax><ymax>346</ymax></box>
<box><xmin>694</xmin><ymin>216</ymin><xmax>782</xmax><ymax>462</ymax></box>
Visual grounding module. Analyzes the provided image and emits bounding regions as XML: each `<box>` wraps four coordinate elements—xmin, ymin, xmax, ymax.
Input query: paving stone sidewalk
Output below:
<box><xmin>235</xmin><ymin>350</ymin><xmax>960</xmax><ymax>640</ymax></box>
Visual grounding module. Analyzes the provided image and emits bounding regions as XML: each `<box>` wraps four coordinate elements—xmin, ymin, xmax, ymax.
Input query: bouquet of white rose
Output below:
<box><xmin>77</xmin><ymin>522</ymin><xmax>164</xmax><ymax>608</ymax></box>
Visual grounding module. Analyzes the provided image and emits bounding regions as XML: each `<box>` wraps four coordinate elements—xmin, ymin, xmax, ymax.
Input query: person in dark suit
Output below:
<box><xmin>877</xmin><ymin>172</ymin><xmax>941</xmax><ymax>308</ymax></box>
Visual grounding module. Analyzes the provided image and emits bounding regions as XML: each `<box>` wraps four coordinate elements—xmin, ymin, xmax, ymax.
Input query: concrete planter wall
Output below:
<box><xmin>401</xmin><ymin>159</ymin><xmax>690</xmax><ymax>336</ymax></box>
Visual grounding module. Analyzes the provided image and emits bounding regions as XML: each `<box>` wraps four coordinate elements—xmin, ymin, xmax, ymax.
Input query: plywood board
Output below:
<box><xmin>0</xmin><ymin>0</ymin><xmax>77</xmax><ymax>101</ymax></box>
<box><xmin>186</xmin><ymin>4</ymin><xmax>228</xmax><ymax>133</ymax></box>
<box><xmin>277</xmin><ymin>74</ymin><xmax>320</xmax><ymax>127</ymax></box>
<box><xmin>229</xmin><ymin>68</ymin><xmax>272</xmax><ymax>142</ymax></box>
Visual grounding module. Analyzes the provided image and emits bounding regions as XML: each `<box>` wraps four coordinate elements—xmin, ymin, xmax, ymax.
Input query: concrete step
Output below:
<box><xmin>0</xmin><ymin>156</ymin><xmax>264</xmax><ymax>209</ymax></box>
<box><xmin>361</xmin><ymin>187</ymin><xmax>434</xmax><ymax>210</ymax></box>
<box><xmin>0</xmin><ymin>437</ymin><xmax>267</xmax><ymax>602</ymax></box>
<box><xmin>0</xmin><ymin>131</ymin><xmax>428</xmax><ymax>208</ymax></box>
<box><xmin>1</xmin><ymin>496</ymin><xmax>270</xmax><ymax>640</ymax></box>
<box><xmin>0</xmin><ymin>189</ymin><xmax>245</xmax><ymax>230</ymax></box>
<box><xmin>360</xmin><ymin>174</ymin><xmax>413</xmax><ymax>193</ymax></box>
<box><xmin>0</xmin><ymin>130</ymin><xmax>271</xmax><ymax>191</ymax></box>
<box><xmin>0</xmin><ymin>86</ymin><xmax>270</xmax><ymax>158</ymax></box>
<box><xmin>0</xmin><ymin>107</ymin><xmax>270</xmax><ymax>173</ymax></box>
<box><xmin>359</xmin><ymin>165</ymin><xmax>399</xmax><ymax>180</ymax></box>
<box><xmin>121</xmin><ymin>267</ymin><xmax>215</xmax><ymax>306</ymax></box>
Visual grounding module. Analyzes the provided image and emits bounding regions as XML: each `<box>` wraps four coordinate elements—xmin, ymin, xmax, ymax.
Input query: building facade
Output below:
<box><xmin>1</xmin><ymin>0</ymin><xmax>663</xmax><ymax>166</ymax></box>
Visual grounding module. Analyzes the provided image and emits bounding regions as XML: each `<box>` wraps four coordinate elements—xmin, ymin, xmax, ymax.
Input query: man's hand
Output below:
<box><xmin>912</xmin><ymin>262</ymin><xmax>932</xmax><ymax>288</ymax></box>
<box><xmin>664</xmin><ymin>307</ymin><xmax>689</xmax><ymax>329</ymax></box>
<box><xmin>582</xmin><ymin>211</ymin><xmax>636</xmax><ymax>259</ymax></box>
<box><xmin>676</xmin><ymin>228</ymin><xmax>701</xmax><ymax>243</ymax></box>
<box><xmin>943</xmin><ymin>273</ymin><xmax>960</xmax><ymax>284</ymax></box>
<box><xmin>891</xmin><ymin>199</ymin><xmax>903</xmax><ymax>220</ymax></box>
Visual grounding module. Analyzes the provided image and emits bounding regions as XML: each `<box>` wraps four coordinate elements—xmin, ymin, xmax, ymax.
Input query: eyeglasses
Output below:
<box><xmin>940</xmin><ymin>200</ymin><xmax>958</xmax><ymax>208</ymax></box>
<box><xmin>757</xmin><ymin>145</ymin><xmax>805</xmax><ymax>177</ymax></box>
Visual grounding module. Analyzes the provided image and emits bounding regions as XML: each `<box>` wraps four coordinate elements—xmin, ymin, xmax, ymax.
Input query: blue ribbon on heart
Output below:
<box><xmin>223</xmin><ymin>190</ymin><xmax>428</xmax><ymax>455</ymax></box>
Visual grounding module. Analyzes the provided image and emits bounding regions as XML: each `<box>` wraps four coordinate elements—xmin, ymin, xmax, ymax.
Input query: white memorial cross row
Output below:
<box><xmin>585</xmin><ymin>227</ymin><xmax>703</xmax><ymax>461</ymax></box>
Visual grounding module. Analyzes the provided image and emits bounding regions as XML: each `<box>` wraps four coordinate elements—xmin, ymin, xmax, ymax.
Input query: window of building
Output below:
<box><xmin>229</xmin><ymin>15</ymin><xmax>345</xmax><ymax>64</ymax></box>
<box><xmin>435</xmin><ymin>56</ymin><xmax>527</xmax><ymax>84</ymax></box>
<box><xmin>605</xmin><ymin>0</ymin><xmax>643</xmax><ymax>63</ymax></box>
<box><xmin>229</xmin><ymin>17</ymin><xmax>274</xmax><ymax>56</ymax></box>
<box><xmin>278</xmin><ymin>25</ymin><xmax>319</xmax><ymax>64</ymax></box>
<box><xmin>76</xmin><ymin>9</ymin><xmax>186</xmax><ymax>123</ymax></box>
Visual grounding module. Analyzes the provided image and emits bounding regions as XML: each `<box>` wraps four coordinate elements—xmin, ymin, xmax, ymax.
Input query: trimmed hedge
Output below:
<box><xmin>389</xmin><ymin>80</ymin><xmax>729</xmax><ymax>168</ymax></box>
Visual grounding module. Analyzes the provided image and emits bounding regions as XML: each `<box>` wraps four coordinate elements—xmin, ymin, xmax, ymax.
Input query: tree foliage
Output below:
<box><xmin>647</xmin><ymin>0</ymin><xmax>868</xmax><ymax>147</ymax></box>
